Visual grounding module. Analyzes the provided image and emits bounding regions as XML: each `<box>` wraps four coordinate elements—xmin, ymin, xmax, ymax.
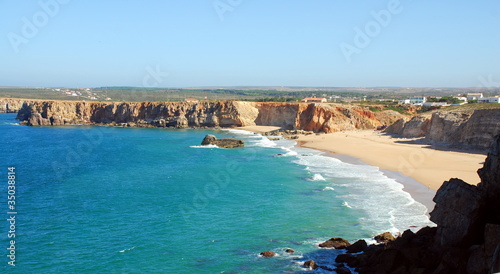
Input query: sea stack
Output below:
<box><xmin>201</xmin><ymin>134</ymin><xmax>244</xmax><ymax>148</ymax></box>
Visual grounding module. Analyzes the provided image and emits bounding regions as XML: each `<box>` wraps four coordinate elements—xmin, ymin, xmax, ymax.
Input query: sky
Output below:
<box><xmin>1</xmin><ymin>0</ymin><xmax>499</xmax><ymax>88</ymax></box>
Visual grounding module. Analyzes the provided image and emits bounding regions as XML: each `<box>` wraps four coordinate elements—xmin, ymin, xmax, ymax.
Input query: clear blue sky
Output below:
<box><xmin>1</xmin><ymin>0</ymin><xmax>499</xmax><ymax>88</ymax></box>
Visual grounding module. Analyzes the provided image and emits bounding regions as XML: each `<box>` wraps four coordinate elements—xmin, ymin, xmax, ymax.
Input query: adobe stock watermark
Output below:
<box><xmin>126</xmin><ymin>65</ymin><xmax>170</xmax><ymax>101</ymax></box>
<box><xmin>398</xmin><ymin>146</ymin><xmax>435</xmax><ymax>189</ymax></box>
<box><xmin>213</xmin><ymin>0</ymin><xmax>243</xmax><ymax>21</ymax></box>
<box><xmin>339</xmin><ymin>0</ymin><xmax>403</xmax><ymax>63</ymax></box>
<box><xmin>478</xmin><ymin>74</ymin><xmax>500</xmax><ymax>91</ymax></box>
<box><xmin>7</xmin><ymin>0</ymin><xmax>71</xmax><ymax>54</ymax></box>
<box><xmin>142</xmin><ymin>65</ymin><xmax>169</xmax><ymax>88</ymax></box>
<box><xmin>179</xmin><ymin>147</ymin><xmax>257</xmax><ymax>222</ymax></box>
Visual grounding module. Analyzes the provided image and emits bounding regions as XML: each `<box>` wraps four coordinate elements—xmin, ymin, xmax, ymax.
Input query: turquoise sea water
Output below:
<box><xmin>0</xmin><ymin>113</ymin><xmax>433</xmax><ymax>273</ymax></box>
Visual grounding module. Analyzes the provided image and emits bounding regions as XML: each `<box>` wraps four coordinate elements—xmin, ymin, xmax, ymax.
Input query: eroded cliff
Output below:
<box><xmin>386</xmin><ymin>108</ymin><xmax>500</xmax><ymax>150</ymax></box>
<box><xmin>0</xmin><ymin>98</ymin><xmax>28</xmax><ymax>113</ymax></box>
<box><xmin>14</xmin><ymin>99</ymin><xmax>402</xmax><ymax>133</ymax></box>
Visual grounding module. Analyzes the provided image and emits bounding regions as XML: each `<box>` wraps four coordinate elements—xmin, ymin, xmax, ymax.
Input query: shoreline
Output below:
<box><xmin>295</xmin><ymin>130</ymin><xmax>486</xmax><ymax>191</ymax></box>
<box><xmin>315</xmin><ymin>149</ymin><xmax>437</xmax><ymax>212</ymax></box>
<box><xmin>241</xmin><ymin>126</ymin><xmax>486</xmax><ymax>212</ymax></box>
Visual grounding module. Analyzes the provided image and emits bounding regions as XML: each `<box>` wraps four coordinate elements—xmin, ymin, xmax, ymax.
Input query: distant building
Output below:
<box><xmin>184</xmin><ymin>98</ymin><xmax>199</xmax><ymax>103</ymax></box>
<box><xmin>478</xmin><ymin>97</ymin><xmax>500</xmax><ymax>103</ymax></box>
<box><xmin>398</xmin><ymin>99</ymin><xmax>411</xmax><ymax>104</ymax></box>
<box><xmin>302</xmin><ymin>97</ymin><xmax>327</xmax><ymax>103</ymax></box>
<box><xmin>423</xmin><ymin>102</ymin><xmax>449</xmax><ymax>107</ymax></box>
<box><xmin>467</xmin><ymin>93</ymin><xmax>483</xmax><ymax>101</ymax></box>
<box><xmin>454</xmin><ymin>96</ymin><xmax>468</xmax><ymax>104</ymax></box>
<box><xmin>409</xmin><ymin>96</ymin><xmax>426</xmax><ymax>106</ymax></box>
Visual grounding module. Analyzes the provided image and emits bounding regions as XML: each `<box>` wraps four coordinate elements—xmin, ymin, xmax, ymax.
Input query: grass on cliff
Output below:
<box><xmin>432</xmin><ymin>103</ymin><xmax>500</xmax><ymax>113</ymax></box>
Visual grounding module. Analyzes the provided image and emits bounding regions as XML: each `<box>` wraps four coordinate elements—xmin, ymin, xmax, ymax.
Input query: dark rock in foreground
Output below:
<box><xmin>201</xmin><ymin>134</ymin><xmax>244</xmax><ymax>148</ymax></box>
<box><xmin>318</xmin><ymin>237</ymin><xmax>351</xmax><ymax>248</ymax></box>
<box><xmin>346</xmin><ymin>239</ymin><xmax>368</xmax><ymax>253</ymax></box>
<box><xmin>374</xmin><ymin>232</ymin><xmax>396</xmax><ymax>243</ymax></box>
<box><xmin>303</xmin><ymin>260</ymin><xmax>318</xmax><ymax>269</ymax></box>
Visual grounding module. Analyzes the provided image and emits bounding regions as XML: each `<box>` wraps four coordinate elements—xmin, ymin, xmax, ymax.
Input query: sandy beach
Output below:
<box><xmin>241</xmin><ymin>126</ymin><xmax>487</xmax><ymax>191</ymax></box>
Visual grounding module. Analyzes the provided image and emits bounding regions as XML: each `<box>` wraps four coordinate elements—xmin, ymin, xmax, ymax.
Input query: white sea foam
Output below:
<box><xmin>221</xmin><ymin>128</ymin><xmax>257</xmax><ymax>136</ymax></box>
<box><xmin>5</xmin><ymin>122</ymin><xmax>20</xmax><ymax>126</ymax></box>
<box><xmin>322</xmin><ymin>186</ymin><xmax>335</xmax><ymax>191</ymax></box>
<box><xmin>284</xmin><ymin>145</ymin><xmax>435</xmax><ymax>234</ymax></box>
<box><xmin>189</xmin><ymin>144</ymin><xmax>219</xmax><ymax>149</ymax></box>
<box><xmin>249</xmin><ymin>136</ymin><xmax>277</xmax><ymax>148</ymax></box>
<box><xmin>278</xmin><ymin>147</ymin><xmax>298</xmax><ymax>157</ymax></box>
<box><xmin>309</xmin><ymin>174</ymin><xmax>326</xmax><ymax>181</ymax></box>
<box><xmin>119</xmin><ymin>246</ymin><xmax>136</xmax><ymax>253</ymax></box>
<box><xmin>342</xmin><ymin>201</ymin><xmax>352</xmax><ymax>208</ymax></box>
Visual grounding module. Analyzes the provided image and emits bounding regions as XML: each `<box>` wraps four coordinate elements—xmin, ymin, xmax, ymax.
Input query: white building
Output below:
<box><xmin>398</xmin><ymin>99</ymin><xmax>411</xmax><ymax>104</ymax></box>
<box><xmin>455</xmin><ymin>97</ymin><xmax>468</xmax><ymax>103</ymax></box>
<box><xmin>467</xmin><ymin>93</ymin><xmax>483</xmax><ymax>101</ymax></box>
<box><xmin>409</xmin><ymin>96</ymin><xmax>426</xmax><ymax>106</ymax></box>
<box><xmin>302</xmin><ymin>97</ymin><xmax>327</xmax><ymax>103</ymax></box>
<box><xmin>478</xmin><ymin>97</ymin><xmax>500</xmax><ymax>103</ymax></box>
<box><xmin>423</xmin><ymin>102</ymin><xmax>449</xmax><ymax>107</ymax></box>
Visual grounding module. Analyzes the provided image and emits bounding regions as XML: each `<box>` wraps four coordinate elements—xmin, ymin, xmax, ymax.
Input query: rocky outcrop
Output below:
<box><xmin>374</xmin><ymin>231</ymin><xmax>396</xmax><ymax>243</ymax></box>
<box><xmin>318</xmin><ymin>237</ymin><xmax>351</xmax><ymax>248</ymax></box>
<box><xmin>0</xmin><ymin>98</ymin><xmax>28</xmax><ymax>113</ymax></box>
<box><xmin>334</xmin><ymin>135</ymin><xmax>500</xmax><ymax>273</ymax></box>
<box><xmin>284</xmin><ymin>248</ymin><xmax>294</xmax><ymax>254</ymax></box>
<box><xmin>431</xmin><ymin>178</ymin><xmax>484</xmax><ymax>247</ymax></box>
<box><xmin>15</xmin><ymin>100</ymin><xmax>404</xmax><ymax>133</ymax></box>
<box><xmin>260</xmin><ymin>251</ymin><xmax>275</xmax><ymax>257</ymax></box>
<box><xmin>386</xmin><ymin>109</ymin><xmax>500</xmax><ymax>150</ymax></box>
<box><xmin>201</xmin><ymin>135</ymin><xmax>244</xmax><ymax>148</ymax></box>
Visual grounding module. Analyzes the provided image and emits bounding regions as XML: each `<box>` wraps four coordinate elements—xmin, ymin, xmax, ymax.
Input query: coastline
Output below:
<box><xmin>295</xmin><ymin>130</ymin><xmax>486</xmax><ymax>191</ymax></box>
<box><xmin>240</xmin><ymin>126</ymin><xmax>486</xmax><ymax>212</ymax></box>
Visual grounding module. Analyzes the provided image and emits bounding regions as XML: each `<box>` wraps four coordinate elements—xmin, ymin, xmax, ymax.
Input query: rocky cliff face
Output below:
<box><xmin>0</xmin><ymin>98</ymin><xmax>27</xmax><ymax>113</ymax></box>
<box><xmin>386</xmin><ymin>109</ymin><xmax>500</xmax><ymax>150</ymax></box>
<box><xmin>15</xmin><ymin>100</ymin><xmax>402</xmax><ymax>133</ymax></box>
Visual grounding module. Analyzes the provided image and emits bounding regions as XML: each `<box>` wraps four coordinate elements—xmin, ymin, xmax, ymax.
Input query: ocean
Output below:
<box><xmin>0</xmin><ymin>113</ymin><xmax>434</xmax><ymax>273</ymax></box>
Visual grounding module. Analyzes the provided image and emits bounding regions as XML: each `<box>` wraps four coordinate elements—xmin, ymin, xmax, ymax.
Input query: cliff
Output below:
<box><xmin>336</xmin><ymin>135</ymin><xmax>500</xmax><ymax>273</ymax></box>
<box><xmin>14</xmin><ymin>100</ymin><xmax>403</xmax><ymax>133</ymax></box>
<box><xmin>386</xmin><ymin>108</ymin><xmax>500</xmax><ymax>150</ymax></box>
<box><xmin>0</xmin><ymin>98</ymin><xmax>27</xmax><ymax>113</ymax></box>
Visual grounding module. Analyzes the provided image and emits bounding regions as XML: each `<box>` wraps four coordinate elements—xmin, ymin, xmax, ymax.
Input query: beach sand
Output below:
<box><xmin>296</xmin><ymin>130</ymin><xmax>487</xmax><ymax>191</ymax></box>
<box><xmin>241</xmin><ymin>125</ymin><xmax>487</xmax><ymax>197</ymax></box>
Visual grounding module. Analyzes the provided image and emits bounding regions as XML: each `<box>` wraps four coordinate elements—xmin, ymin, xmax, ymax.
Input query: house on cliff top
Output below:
<box><xmin>302</xmin><ymin>97</ymin><xmax>327</xmax><ymax>103</ymax></box>
<box><xmin>184</xmin><ymin>98</ymin><xmax>199</xmax><ymax>103</ymax></box>
<box><xmin>466</xmin><ymin>93</ymin><xmax>483</xmax><ymax>101</ymax></box>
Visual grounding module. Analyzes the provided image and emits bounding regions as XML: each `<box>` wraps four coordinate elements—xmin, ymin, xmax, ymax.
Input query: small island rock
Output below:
<box><xmin>201</xmin><ymin>134</ymin><xmax>244</xmax><ymax>148</ymax></box>
<box><xmin>318</xmin><ymin>237</ymin><xmax>351</xmax><ymax>248</ymax></box>
<box><xmin>285</xmin><ymin>248</ymin><xmax>294</xmax><ymax>254</ymax></box>
<box><xmin>304</xmin><ymin>260</ymin><xmax>318</xmax><ymax>269</ymax></box>
<box><xmin>260</xmin><ymin>251</ymin><xmax>275</xmax><ymax>257</ymax></box>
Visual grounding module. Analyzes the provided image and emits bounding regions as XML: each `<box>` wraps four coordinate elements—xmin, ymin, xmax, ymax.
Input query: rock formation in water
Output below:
<box><xmin>386</xmin><ymin>108</ymin><xmax>500</xmax><ymax>150</ymax></box>
<box><xmin>201</xmin><ymin>135</ymin><xmax>244</xmax><ymax>148</ymax></box>
<box><xmin>14</xmin><ymin>99</ymin><xmax>403</xmax><ymax>133</ymax></box>
<box><xmin>335</xmin><ymin>135</ymin><xmax>500</xmax><ymax>273</ymax></box>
